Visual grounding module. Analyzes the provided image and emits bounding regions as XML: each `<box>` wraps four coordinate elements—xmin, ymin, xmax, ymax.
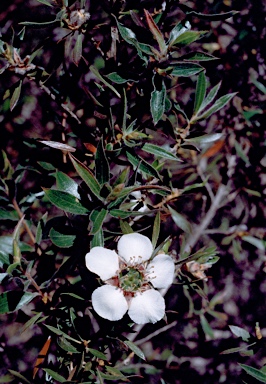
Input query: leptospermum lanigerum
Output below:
<box><xmin>85</xmin><ymin>233</ymin><xmax>175</xmax><ymax>324</ymax></box>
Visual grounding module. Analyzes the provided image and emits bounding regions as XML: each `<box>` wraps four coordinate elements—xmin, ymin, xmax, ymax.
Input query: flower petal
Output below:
<box><xmin>147</xmin><ymin>254</ymin><xmax>175</xmax><ymax>289</ymax></box>
<box><xmin>128</xmin><ymin>289</ymin><xmax>165</xmax><ymax>324</ymax></box>
<box><xmin>92</xmin><ymin>285</ymin><xmax>128</xmax><ymax>321</ymax></box>
<box><xmin>85</xmin><ymin>247</ymin><xmax>119</xmax><ymax>281</ymax></box>
<box><xmin>117</xmin><ymin>233</ymin><xmax>153</xmax><ymax>264</ymax></box>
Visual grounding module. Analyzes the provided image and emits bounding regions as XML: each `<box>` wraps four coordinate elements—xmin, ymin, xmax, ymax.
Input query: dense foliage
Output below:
<box><xmin>0</xmin><ymin>0</ymin><xmax>265</xmax><ymax>383</ymax></box>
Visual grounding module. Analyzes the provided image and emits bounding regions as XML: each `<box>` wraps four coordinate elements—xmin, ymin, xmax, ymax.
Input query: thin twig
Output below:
<box><xmin>183</xmin><ymin>183</ymin><xmax>228</xmax><ymax>254</ymax></box>
<box><xmin>12</xmin><ymin>198</ymin><xmax>36</xmax><ymax>245</ymax></box>
<box><xmin>134</xmin><ymin>321</ymin><xmax>178</xmax><ymax>346</ymax></box>
<box><xmin>39</xmin><ymin>82</ymin><xmax>81</xmax><ymax>124</ymax></box>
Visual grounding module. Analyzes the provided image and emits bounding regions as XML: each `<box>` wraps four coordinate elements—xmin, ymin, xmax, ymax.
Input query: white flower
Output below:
<box><xmin>85</xmin><ymin>233</ymin><xmax>175</xmax><ymax>324</ymax></box>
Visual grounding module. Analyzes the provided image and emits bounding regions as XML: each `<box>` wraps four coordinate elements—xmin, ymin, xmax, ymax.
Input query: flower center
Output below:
<box><xmin>119</xmin><ymin>267</ymin><xmax>143</xmax><ymax>292</ymax></box>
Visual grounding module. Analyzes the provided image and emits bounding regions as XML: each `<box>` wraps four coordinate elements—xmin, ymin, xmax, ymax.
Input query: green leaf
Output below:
<box><xmin>88</xmin><ymin>348</ymin><xmax>108</xmax><ymax>360</ymax></box>
<box><xmin>124</xmin><ymin>340</ymin><xmax>146</xmax><ymax>360</ymax></box>
<box><xmin>36</xmin><ymin>0</ymin><xmax>53</xmax><ymax>6</ymax></box>
<box><xmin>90</xmin><ymin>208</ymin><xmax>107</xmax><ymax>235</ymax></box>
<box><xmin>170</xmin><ymin>30</ymin><xmax>208</xmax><ymax>46</ymax></box>
<box><xmin>44</xmin><ymin>324</ymin><xmax>81</xmax><ymax>344</ymax></box>
<box><xmin>168</xmin><ymin>205</ymin><xmax>191</xmax><ymax>233</ymax></box>
<box><xmin>220</xmin><ymin>343</ymin><xmax>256</xmax><ymax>355</ymax></box>
<box><xmin>116</xmin><ymin>20</ymin><xmax>151</xmax><ymax>63</ymax></box>
<box><xmin>91</xmin><ymin>229</ymin><xmax>104</xmax><ymax>248</ymax></box>
<box><xmin>200</xmin><ymin>314</ymin><xmax>214</xmax><ymax>339</ymax></box>
<box><xmin>36</xmin><ymin>212</ymin><xmax>48</xmax><ymax>245</ymax></box>
<box><xmin>168</xmin><ymin>20</ymin><xmax>191</xmax><ymax>47</ymax></box>
<box><xmin>150</xmin><ymin>79</ymin><xmax>166</xmax><ymax>125</ymax></box>
<box><xmin>126</xmin><ymin>151</ymin><xmax>160</xmax><ymax>179</ymax></box>
<box><xmin>181</xmin><ymin>51</ymin><xmax>218</xmax><ymax>61</ymax></box>
<box><xmin>152</xmin><ymin>212</ymin><xmax>160</xmax><ymax>248</ymax></box>
<box><xmin>10</xmin><ymin>80</ymin><xmax>22</xmax><ymax>111</ymax></box>
<box><xmin>73</xmin><ymin>33</ymin><xmax>83</xmax><ymax>66</ymax></box>
<box><xmin>20</xmin><ymin>312</ymin><xmax>44</xmax><ymax>333</ymax></box>
<box><xmin>142</xmin><ymin>143</ymin><xmax>182</xmax><ymax>162</ymax></box>
<box><xmin>120</xmin><ymin>220</ymin><xmax>134</xmax><ymax>234</ymax></box>
<box><xmin>58</xmin><ymin>336</ymin><xmax>80</xmax><ymax>353</ymax></box>
<box><xmin>90</xmin><ymin>65</ymin><xmax>121</xmax><ymax>98</ymax></box>
<box><xmin>44</xmin><ymin>189</ymin><xmax>88</xmax><ymax>215</ymax></box>
<box><xmin>105</xmin><ymin>72</ymin><xmax>137</xmax><ymax>84</ymax></box>
<box><xmin>39</xmin><ymin>140</ymin><xmax>76</xmax><ymax>152</ymax></box>
<box><xmin>95</xmin><ymin>138</ymin><xmax>110</xmax><ymax>185</ymax></box>
<box><xmin>196</xmin><ymin>81</ymin><xmax>221</xmax><ymax>115</ymax></box>
<box><xmin>0</xmin><ymin>208</ymin><xmax>19</xmax><ymax>221</ymax></box>
<box><xmin>69</xmin><ymin>154</ymin><xmax>102</xmax><ymax>200</ymax></box>
<box><xmin>42</xmin><ymin>369</ymin><xmax>65</xmax><ymax>383</ymax></box>
<box><xmin>54</xmin><ymin>170</ymin><xmax>80</xmax><ymax>199</ymax></box>
<box><xmin>185</xmin><ymin>133</ymin><xmax>224</xmax><ymax>145</ymax></box>
<box><xmin>8</xmin><ymin>370</ymin><xmax>31</xmax><ymax>384</ymax></box>
<box><xmin>229</xmin><ymin>325</ymin><xmax>251</xmax><ymax>341</ymax></box>
<box><xmin>0</xmin><ymin>374</ymin><xmax>14</xmax><ymax>383</ymax></box>
<box><xmin>37</xmin><ymin>161</ymin><xmax>56</xmax><ymax>170</ymax></box>
<box><xmin>0</xmin><ymin>291</ymin><xmax>40</xmax><ymax>314</ymax></box>
<box><xmin>242</xmin><ymin>236</ymin><xmax>265</xmax><ymax>251</ymax></box>
<box><xmin>193</xmin><ymin>71</ymin><xmax>206</xmax><ymax>114</ymax></box>
<box><xmin>196</xmin><ymin>92</ymin><xmax>237</xmax><ymax>120</ymax></box>
<box><xmin>171</xmin><ymin>63</ymin><xmax>204</xmax><ymax>77</ymax></box>
<box><xmin>0</xmin><ymin>273</ymin><xmax>8</xmax><ymax>283</ymax></box>
<box><xmin>239</xmin><ymin>364</ymin><xmax>266</xmax><ymax>383</ymax></box>
<box><xmin>49</xmin><ymin>228</ymin><xmax>76</xmax><ymax>248</ymax></box>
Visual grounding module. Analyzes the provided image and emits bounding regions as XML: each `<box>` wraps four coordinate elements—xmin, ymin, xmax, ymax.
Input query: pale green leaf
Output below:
<box><xmin>10</xmin><ymin>80</ymin><xmax>22</xmax><ymax>111</ymax></box>
<box><xmin>90</xmin><ymin>65</ymin><xmax>121</xmax><ymax>98</ymax></box>
<box><xmin>120</xmin><ymin>220</ymin><xmax>134</xmax><ymax>234</ymax></box>
<box><xmin>171</xmin><ymin>63</ymin><xmax>204</xmax><ymax>77</ymax></box>
<box><xmin>228</xmin><ymin>325</ymin><xmax>251</xmax><ymax>341</ymax></box>
<box><xmin>196</xmin><ymin>92</ymin><xmax>237</xmax><ymax>120</ymax></box>
<box><xmin>54</xmin><ymin>171</ymin><xmax>80</xmax><ymax>199</ymax></box>
<box><xmin>105</xmin><ymin>72</ymin><xmax>137</xmax><ymax>84</ymax></box>
<box><xmin>124</xmin><ymin>340</ymin><xmax>146</xmax><ymax>360</ymax></box>
<box><xmin>0</xmin><ymin>291</ymin><xmax>40</xmax><ymax>314</ymax></box>
<box><xmin>168</xmin><ymin>205</ymin><xmax>191</xmax><ymax>233</ymax></box>
<box><xmin>142</xmin><ymin>143</ymin><xmax>182</xmax><ymax>161</ymax></box>
<box><xmin>152</xmin><ymin>212</ymin><xmax>160</xmax><ymax>248</ymax></box>
<box><xmin>126</xmin><ymin>151</ymin><xmax>160</xmax><ymax>179</ymax></box>
<box><xmin>150</xmin><ymin>80</ymin><xmax>166</xmax><ymax>125</ymax></box>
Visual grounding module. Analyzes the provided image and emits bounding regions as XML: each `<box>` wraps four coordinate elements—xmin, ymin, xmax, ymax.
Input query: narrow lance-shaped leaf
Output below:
<box><xmin>91</xmin><ymin>228</ymin><xmax>104</xmax><ymax>248</ymax></box>
<box><xmin>36</xmin><ymin>0</ymin><xmax>53</xmax><ymax>6</ymax></box>
<box><xmin>170</xmin><ymin>63</ymin><xmax>204</xmax><ymax>77</ymax></box>
<box><xmin>126</xmin><ymin>151</ymin><xmax>160</xmax><ymax>180</ymax></box>
<box><xmin>150</xmin><ymin>78</ymin><xmax>166</xmax><ymax>125</ymax></box>
<box><xmin>196</xmin><ymin>81</ymin><xmax>222</xmax><ymax>115</ymax></box>
<box><xmin>182</xmin><ymin>9</ymin><xmax>239</xmax><ymax>21</ymax></box>
<box><xmin>196</xmin><ymin>92</ymin><xmax>237</xmax><ymax>121</ymax></box>
<box><xmin>120</xmin><ymin>220</ymin><xmax>134</xmax><ymax>234</ymax></box>
<box><xmin>180</xmin><ymin>51</ymin><xmax>218</xmax><ymax>61</ymax></box>
<box><xmin>10</xmin><ymin>80</ymin><xmax>22</xmax><ymax>111</ymax></box>
<box><xmin>90</xmin><ymin>208</ymin><xmax>107</xmax><ymax>235</ymax></box>
<box><xmin>144</xmin><ymin>9</ymin><xmax>167</xmax><ymax>55</ymax></box>
<box><xmin>44</xmin><ymin>189</ymin><xmax>88</xmax><ymax>215</ymax></box>
<box><xmin>168</xmin><ymin>20</ymin><xmax>191</xmax><ymax>47</ymax></box>
<box><xmin>152</xmin><ymin>212</ymin><xmax>160</xmax><ymax>248</ymax></box>
<box><xmin>193</xmin><ymin>71</ymin><xmax>207</xmax><ymax>115</ymax></box>
<box><xmin>170</xmin><ymin>30</ymin><xmax>208</xmax><ymax>47</ymax></box>
<box><xmin>0</xmin><ymin>291</ymin><xmax>40</xmax><ymax>314</ymax></box>
<box><xmin>73</xmin><ymin>33</ymin><xmax>83</xmax><ymax>66</ymax></box>
<box><xmin>90</xmin><ymin>65</ymin><xmax>121</xmax><ymax>98</ymax></box>
<box><xmin>168</xmin><ymin>205</ymin><xmax>192</xmax><ymax>233</ymax></box>
<box><xmin>69</xmin><ymin>154</ymin><xmax>102</xmax><ymax>200</ymax></box>
<box><xmin>142</xmin><ymin>143</ymin><xmax>182</xmax><ymax>162</ymax></box>
<box><xmin>239</xmin><ymin>364</ymin><xmax>266</xmax><ymax>383</ymax></box>
<box><xmin>42</xmin><ymin>369</ymin><xmax>66</xmax><ymax>383</ymax></box>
